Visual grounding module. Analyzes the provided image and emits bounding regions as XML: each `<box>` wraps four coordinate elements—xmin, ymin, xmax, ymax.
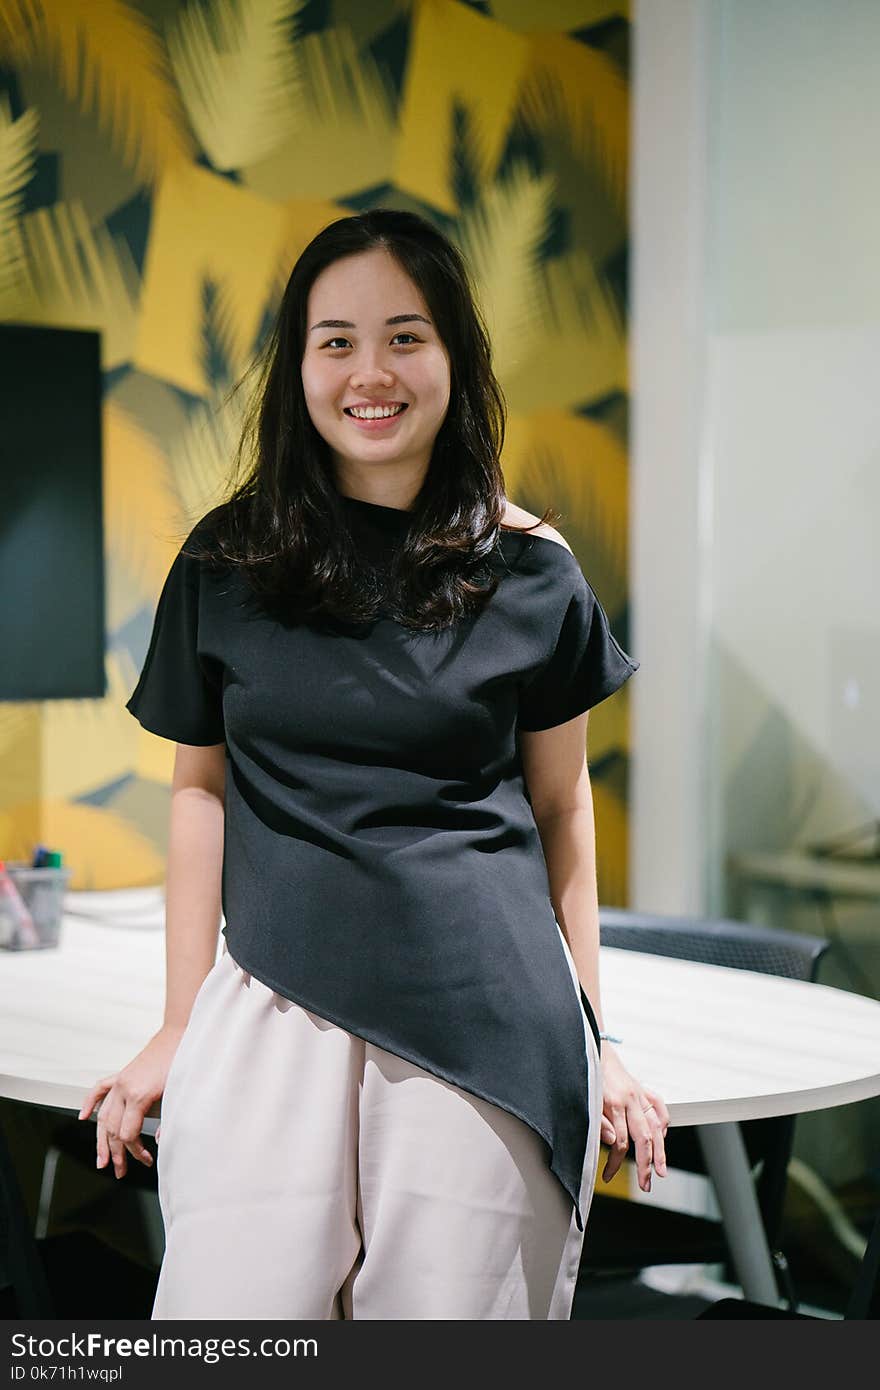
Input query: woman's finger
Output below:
<box><xmin>95</xmin><ymin>1109</ymin><xmax>112</xmax><ymax>1170</ymax></box>
<box><xmin>104</xmin><ymin>1110</ymin><xmax>130</xmax><ymax>1179</ymax></box>
<box><xmin>626</xmin><ymin>1093</ymin><xmax>654</xmax><ymax>1191</ymax></box>
<box><xmin>95</xmin><ymin>1096</ymin><xmax>124</xmax><ymax>1172</ymax></box>
<box><xmin>78</xmin><ymin>1078</ymin><xmax>114</xmax><ymax>1120</ymax></box>
<box><xmin>108</xmin><ymin>1134</ymin><xmax>128</xmax><ymax>1180</ymax></box>
<box><xmin>119</xmin><ymin>1107</ymin><xmax>153</xmax><ymax>1168</ymax></box>
<box><xmin>601</xmin><ymin>1106</ymin><xmax>629</xmax><ymax>1183</ymax></box>
<box><xmin>631</xmin><ymin>1122</ymin><xmax>654</xmax><ymax>1191</ymax></box>
<box><xmin>632</xmin><ymin>1093</ymin><xmax>673</xmax><ymax>1188</ymax></box>
<box><xmin>644</xmin><ymin>1088</ymin><xmax>671</xmax><ymax>1135</ymax></box>
<box><xmin>640</xmin><ymin>1091</ymin><xmax>670</xmax><ymax>1172</ymax></box>
<box><xmin>644</xmin><ymin>1103</ymin><xmax>668</xmax><ymax>1176</ymax></box>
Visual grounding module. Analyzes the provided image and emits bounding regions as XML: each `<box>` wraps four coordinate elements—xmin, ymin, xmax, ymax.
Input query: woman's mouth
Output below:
<box><xmin>343</xmin><ymin>403</ymin><xmax>409</xmax><ymax>431</ymax></box>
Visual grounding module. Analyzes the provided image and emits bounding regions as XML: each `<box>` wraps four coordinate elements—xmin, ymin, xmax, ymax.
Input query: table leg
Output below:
<box><xmin>698</xmin><ymin>1120</ymin><xmax>780</xmax><ymax>1306</ymax></box>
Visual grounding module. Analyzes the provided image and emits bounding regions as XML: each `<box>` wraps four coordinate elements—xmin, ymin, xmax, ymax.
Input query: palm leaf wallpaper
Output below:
<box><xmin>0</xmin><ymin>0</ymin><xmax>634</xmax><ymax>896</ymax></box>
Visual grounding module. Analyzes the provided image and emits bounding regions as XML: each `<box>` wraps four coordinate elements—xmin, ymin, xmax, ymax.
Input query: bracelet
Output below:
<box><xmin>599</xmin><ymin>1031</ymin><xmax>622</xmax><ymax>1044</ymax></box>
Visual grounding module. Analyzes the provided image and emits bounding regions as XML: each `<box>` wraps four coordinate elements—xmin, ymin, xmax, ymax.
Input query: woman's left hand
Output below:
<box><xmin>598</xmin><ymin>1045</ymin><xmax>669</xmax><ymax>1192</ymax></box>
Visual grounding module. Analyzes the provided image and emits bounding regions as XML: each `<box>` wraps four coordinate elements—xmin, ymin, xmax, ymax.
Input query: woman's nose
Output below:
<box><xmin>349</xmin><ymin>358</ymin><xmax>395</xmax><ymax>388</ymax></box>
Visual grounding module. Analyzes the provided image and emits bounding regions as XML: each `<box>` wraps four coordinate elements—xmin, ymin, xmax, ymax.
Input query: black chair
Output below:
<box><xmin>0</xmin><ymin>1111</ymin><xmax>158</xmax><ymax>1318</ymax></box>
<box><xmin>580</xmin><ymin>908</ymin><xmax>830</xmax><ymax>1307</ymax></box>
<box><xmin>34</xmin><ymin>1114</ymin><xmax>164</xmax><ymax>1265</ymax></box>
<box><xmin>698</xmin><ymin>1208</ymin><xmax>879</xmax><ymax>1319</ymax></box>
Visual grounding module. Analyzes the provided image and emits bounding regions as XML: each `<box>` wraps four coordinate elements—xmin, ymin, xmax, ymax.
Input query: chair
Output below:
<box><xmin>0</xmin><ymin>1110</ymin><xmax>153</xmax><ymax>1317</ymax></box>
<box><xmin>579</xmin><ymin>907</ymin><xmax>830</xmax><ymax>1307</ymax></box>
<box><xmin>697</xmin><ymin>1208</ymin><xmax>880</xmax><ymax>1319</ymax></box>
<box><xmin>34</xmin><ymin>1116</ymin><xmax>164</xmax><ymax>1267</ymax></box>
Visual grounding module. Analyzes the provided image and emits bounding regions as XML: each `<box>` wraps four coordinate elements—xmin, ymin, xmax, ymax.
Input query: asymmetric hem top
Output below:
<box><xmin>125</xmin><ymin>494</ymin><xmax>640</xmax><ymax>1230</ymax></box>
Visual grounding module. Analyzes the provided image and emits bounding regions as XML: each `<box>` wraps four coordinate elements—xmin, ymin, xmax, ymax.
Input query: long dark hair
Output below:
<box><xmin>190</xmin><ymin>208</ymin><xmax>556</xmax><ymax>631</ymax></box>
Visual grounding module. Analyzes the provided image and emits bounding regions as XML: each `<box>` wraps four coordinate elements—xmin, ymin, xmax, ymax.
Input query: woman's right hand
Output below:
<box><xmin>77</xmin><ymin>1023</ymin><xmax>185</xmax><ymax>1179</ymax></box>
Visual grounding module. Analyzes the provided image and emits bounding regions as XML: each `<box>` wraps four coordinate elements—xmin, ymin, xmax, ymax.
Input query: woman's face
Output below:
<box><xmin>301</xmin><ymin>248</ymin><xmax>451</xmax><ymax>499</ymax></box>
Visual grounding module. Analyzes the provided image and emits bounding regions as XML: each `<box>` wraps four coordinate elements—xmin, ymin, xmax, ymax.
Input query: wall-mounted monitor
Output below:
<box><xmin>0</xmin><ymin>322</ymin><xmax>104</xmax><ymax>701</ymax></box>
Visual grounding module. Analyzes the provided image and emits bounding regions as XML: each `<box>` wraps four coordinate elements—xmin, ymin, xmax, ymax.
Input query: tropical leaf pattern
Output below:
<box><xmin>0</xmin><ymin>0</ymin><xmax>195</xmax><ymax>182</ymax></box>
<box><xmin>0</xmin><ymin>92</ymin><xmax>38</xmax><ymax>299</ymax></box>
<box><xmin>515</xmin><ymin>31</ymin><xmax>628</xmax><ymax>215</ymax></box>
<box><xmin>455</xmin><ymin>163</ymin><xmax>556</xmax><ymax>382</ymax></box>
<box><xmin>167</xmin><ymin>0</ymin><xmax>305</xmax><ymax>172</ymax></box>
<box><xmin>241</xmin><ymin>23</ymin><xmax>398</xmax><ymax>202</ymax></box>
<box><xmin>165</xmin><ymin>386</ymin><xmax>251</xmax><ymax>530</ymax></box>
<box><xmin>1</xmin><ymin>197</ymin><xmax>140</xmax><ymax>363</ymax></box>
<box><xmin>0</xmin><ymin>0</ymin><xmax>634</xmax><ymax>900</ymax></box>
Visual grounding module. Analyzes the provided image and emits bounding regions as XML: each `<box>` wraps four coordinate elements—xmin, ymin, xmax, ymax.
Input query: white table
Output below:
<box><xmin>600</xmin><ymin>947</ymin><xmax>880</xmax><ymax>1303</ymax></box>
<box><xmin>3</xmin><ymin>893</ymin><xmax>880</xmax><ymax>1308</ymax></box>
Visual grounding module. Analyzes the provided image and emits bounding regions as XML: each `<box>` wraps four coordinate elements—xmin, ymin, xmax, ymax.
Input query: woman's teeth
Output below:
<box><xmin>345</xmin><ymin>404</ymin><xmax>407</xmax><ymax>420</ymax></box>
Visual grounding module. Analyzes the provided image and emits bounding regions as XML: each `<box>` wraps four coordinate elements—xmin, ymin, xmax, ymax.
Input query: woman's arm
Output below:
<box><xmin>78</xmin><ymin>740</ymin><xmax>227</xmax><ymax>1177</ymax></box>
<box><xmin>520</xmin><ymin>713</ymin><xmax>669</xmax><ymax>1192</ymax></box>
<box><xmin>524</xmin><ymin>760</ymin><xmax>606</xmax><ymax>1040</ymax></box>
<box><xmin>519</xmin><ymin>712</ymin><xmax>604</xmax><ymax>1021</ymax></box>
<box><xmin>163</xmin><ymin>741</ymin><xmax>227</xmax><ymax>1031</ymax></box>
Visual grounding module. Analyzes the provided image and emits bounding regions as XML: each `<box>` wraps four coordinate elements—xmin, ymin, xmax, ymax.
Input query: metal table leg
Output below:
<box><xmin>698</xmin><ymin>1120</ymin><xmax>781</xmax><ymax>1306</ymax></box>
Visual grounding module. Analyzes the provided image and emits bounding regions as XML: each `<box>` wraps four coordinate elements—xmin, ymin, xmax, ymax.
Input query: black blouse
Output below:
<box><xmin>126</xmin><ymin>494</ymin><xmax>639</xmax><ymax>1229</ymax></box>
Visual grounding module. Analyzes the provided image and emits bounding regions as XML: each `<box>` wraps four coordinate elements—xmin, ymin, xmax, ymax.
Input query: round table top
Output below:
<box><xmin>600</xmin><ymin>947</ymin><xmax>880</xmax><ymax>1124</ymax></box>
<box><xmin>2</xmin><ymin>895</ymin><xmax>880</xmax><ymax>1128</ymax></box>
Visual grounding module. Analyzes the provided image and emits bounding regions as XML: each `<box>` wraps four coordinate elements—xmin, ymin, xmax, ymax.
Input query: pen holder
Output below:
<box><xmin>0</xmin><ymin>863</ymin><xmax>71</xmax><ymax>950</ymax></box>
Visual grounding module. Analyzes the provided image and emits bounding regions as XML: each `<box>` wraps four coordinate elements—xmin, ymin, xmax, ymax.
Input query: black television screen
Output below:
<box><xmin>0</xmin><ymin>322</ymin><xmax>104</xmax><ymax>701</ymax></box>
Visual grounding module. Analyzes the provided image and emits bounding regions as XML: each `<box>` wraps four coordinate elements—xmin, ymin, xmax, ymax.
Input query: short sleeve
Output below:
<box><xmin>517</xmin><ymin>566</ymin><xmax>639</xmax><ymax>732</ymax></box>
<box><xmin>125</xmin><ymin>542</ymin><xmax>225</xmax><ymax>746</ymax></box>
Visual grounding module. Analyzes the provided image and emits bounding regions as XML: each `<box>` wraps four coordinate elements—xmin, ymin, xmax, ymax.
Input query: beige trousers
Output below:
<box><xmin>151</xmin><ymin>930</ymin><xmax>602</xmax><ymax>1321</ymax></box>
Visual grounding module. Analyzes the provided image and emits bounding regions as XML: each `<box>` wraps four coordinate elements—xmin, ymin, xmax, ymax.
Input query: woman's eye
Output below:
<box><xmin>320</xmin><ymin>333</ymin><xmax>419</xmax><ymax>350</ymax></box>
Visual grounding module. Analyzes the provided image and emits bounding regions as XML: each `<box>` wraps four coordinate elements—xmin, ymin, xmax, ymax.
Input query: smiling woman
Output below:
<box><xmin>301</xmin><ymin>249</ymin><xmax>450</xmax><ymax>475</ymax></box>
<box><xmin>179</xmin><ymin>207</ymin><xmax>551</xmax><ymax>633</ymax></box>
<box><xmin>107</xmin><ymin>207</ymin><xmax>653</xmax><ymax>1323</ymax></box>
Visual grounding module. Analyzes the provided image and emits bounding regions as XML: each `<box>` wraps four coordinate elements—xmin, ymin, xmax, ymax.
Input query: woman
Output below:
<box><xmin>79</xmin><ymin>208</ymin><xmax>668</xmax><ymax>1320</ymax></box>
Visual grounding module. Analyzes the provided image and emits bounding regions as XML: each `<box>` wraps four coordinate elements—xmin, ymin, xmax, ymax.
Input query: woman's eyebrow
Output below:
<box><xmin>309</xmin><ymin>314</ymin><xmax>433</xmax><ymax>331</ymax></box>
